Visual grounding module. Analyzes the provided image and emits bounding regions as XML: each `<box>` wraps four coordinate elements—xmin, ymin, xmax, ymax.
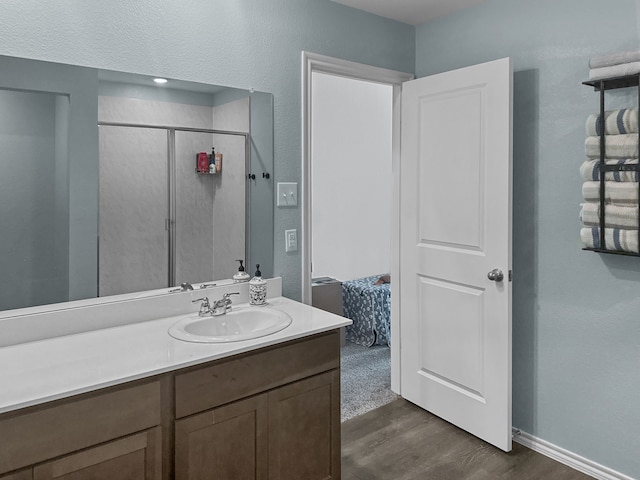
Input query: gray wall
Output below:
<box><xmin>416</xmin><ymin>0</ymin><xmax>640</xmax><ymax>477</ymax></box>
<box><xmin>0</xmin><ymin>56</ymin><xmax>99</xmax><ymax>302</ymax></box>
<box><xmin>0</xmin><ymin>90</ymin><xmax>68</xmax><ymax>310</ymax></box>
<box><xmin>0</xmin><ymin>0</ymin><xmax>415</xmax><ymax>301</ymax></box>
<box><xmin>248</xmin><ymin>92</ymin><xmax>275</xmax><ymax>279</ymax></box>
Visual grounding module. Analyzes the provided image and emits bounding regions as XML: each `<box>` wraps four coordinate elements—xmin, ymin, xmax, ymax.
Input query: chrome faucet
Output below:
<box><xmin>211</xmin><ymin>292</ymin><xmax>240</xmax><ymax>316</ymax></box>
<box><xmin>170</xmin><ymin>282</ymin><xmax>194</xmax><ymax>293</ymax></box>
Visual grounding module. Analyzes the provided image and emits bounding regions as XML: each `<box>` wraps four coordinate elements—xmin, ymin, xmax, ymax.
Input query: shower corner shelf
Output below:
<box><xmin>582</xmin><ymin>72</ymin><xmax>640</xmax><ymax>257</ymax></box>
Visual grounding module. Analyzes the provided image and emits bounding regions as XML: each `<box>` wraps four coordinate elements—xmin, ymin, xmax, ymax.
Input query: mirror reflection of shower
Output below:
<box><xmin>98</xmin><ymin>91</ymin><xmax>249</xmax><ymax>297</ymax></box>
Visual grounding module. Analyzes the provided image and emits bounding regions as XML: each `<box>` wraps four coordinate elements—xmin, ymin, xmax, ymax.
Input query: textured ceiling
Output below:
<box><xmin>331</xmin><ymin>0</ymin><xmax>488</xmax><ymax>25</ymax></box>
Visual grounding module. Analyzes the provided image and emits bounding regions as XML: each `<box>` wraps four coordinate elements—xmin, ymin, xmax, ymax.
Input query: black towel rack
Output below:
<box><xmin>581</xmin><ymin>74</ymin><xmax>640</xmax><ymax>256</ymax></box>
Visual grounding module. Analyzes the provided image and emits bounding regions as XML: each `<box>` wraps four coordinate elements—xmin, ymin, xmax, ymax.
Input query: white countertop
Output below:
<box><xmin>0</xmin><ymin>296</ymin><xmax>351</xmax><ymax>414</ymax></box>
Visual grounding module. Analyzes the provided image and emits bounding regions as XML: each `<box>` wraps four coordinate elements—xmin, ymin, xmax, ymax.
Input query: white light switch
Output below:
<box><xmin>277</xmin><ymin>182</ymin><xmax>298</xmax><ymax>207</ymax></box>
<box><xmin>285</xmin><ymin>229</ymin><xmax>297</xmax><ymax>252</ymax></box>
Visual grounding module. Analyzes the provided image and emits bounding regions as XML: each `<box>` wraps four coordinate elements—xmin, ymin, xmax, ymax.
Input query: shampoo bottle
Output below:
<box><xmin>249</xmin><ymin>264</ymin><xmax>267</xmax><ymax>306</ymax></box>
<box><xmin>214</xmin><ymin>151</ymin><xmax>223</xmax><ymax>173</ymax></box>
<box><xmin>209</xmin><ymin>148</ymin><xmax>216</xmax><ymax>174</ymax></box>
<box><xmin>233</xmin><ymin>259</ymin><xmax>250</xmax><ymax>283</ymax></box>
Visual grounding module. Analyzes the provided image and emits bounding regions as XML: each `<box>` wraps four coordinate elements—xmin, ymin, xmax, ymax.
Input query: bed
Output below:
<box><xmin>342</xmin><ymin>274</ymin><xmax>391</xmax><ymax>347</ymax></box>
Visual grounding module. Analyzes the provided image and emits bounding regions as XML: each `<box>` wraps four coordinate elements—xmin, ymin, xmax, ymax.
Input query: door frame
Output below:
<box><xmin>301</xmin><ymin>51</ymin><xmax>412</xmax><ymax>392</ymax></box>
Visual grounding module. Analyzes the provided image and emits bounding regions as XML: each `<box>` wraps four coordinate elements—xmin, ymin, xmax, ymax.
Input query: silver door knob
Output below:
<box><xmin>487</xmin><ymin>268</ymin><xmax>504</xmax><ymax>282</ymax></box>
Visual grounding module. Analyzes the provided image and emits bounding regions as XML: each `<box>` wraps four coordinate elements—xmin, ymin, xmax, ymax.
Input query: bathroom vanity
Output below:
<box><xmin>0</xmin><ymin>279</ymin><xmax>350</xmax><ymax>480</ymax></box>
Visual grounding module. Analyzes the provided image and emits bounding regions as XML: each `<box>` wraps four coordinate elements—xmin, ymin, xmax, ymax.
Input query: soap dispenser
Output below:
<box><xmin>249</xmin><ymin>264</ymin><xmax>267</xmax><ymax>306</ymax></box>
<box><xmin>233</xmin><ymin>259</ymin><xmax>250</xmax><ymax>283</ymax></box>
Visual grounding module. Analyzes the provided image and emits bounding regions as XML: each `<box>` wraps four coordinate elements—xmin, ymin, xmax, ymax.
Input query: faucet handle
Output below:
<box><xmin>221</xmin><ymin>292</ymin><xmax>240</xmax><ymax>313</ymax></box>
<box><xmin>192</xmin><ymin>297</ymin><xmax>212</xmax><ymax>316</ymax></box>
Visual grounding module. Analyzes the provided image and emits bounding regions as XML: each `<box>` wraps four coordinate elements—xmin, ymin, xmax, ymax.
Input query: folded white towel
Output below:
<box><xmin>582</xmin><ymin>181</ymin><xmax>639</xmax><ymax>205</ymax></box>
<box><xmin>589</xmin><ymin>62</ymin><xmax>640</xmax><ymax>80</ymax></box>
<box><xmin>585</xmin><ymin>134</ymin><xmax>639</xmax><ymax>159</ymax></box>
<box><xmin>586</xmin><ymin>108</ymin><xmax>638</xmax><ymax>136</ymax></box>
<box><xmin>580</xmin><ymin>202</ymin><xmax>639</xmax><ymax>229</ymax></box>
<box><xmin>581</xmin><ymin>227</ymin><xmax>639</xmax><ymax>252</ymax></box>
<box><xmin>580</xmin><ymin>159</ymin><xmax>639</xmax><ymax>182</ymax></box>
<box><xmin>590</xmin><ymin>50</ymin><xmax>640</xmax><ymax>69</ymax></box>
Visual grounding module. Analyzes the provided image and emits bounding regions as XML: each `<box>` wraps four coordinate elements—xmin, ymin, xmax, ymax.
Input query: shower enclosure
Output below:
<box><xmin>98</xmin><ymin>123</ymin><xmax>248</xmax><ymax>297</ymax></box>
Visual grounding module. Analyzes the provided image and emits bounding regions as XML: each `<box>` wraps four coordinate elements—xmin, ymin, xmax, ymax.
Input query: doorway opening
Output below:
<box><xmin>311</xmin><ymin>71</ymin><xmax>394</xmax><ymax>420</ymax></box>
<box><xmin>301</xmin><ymin>52</ymin><xmax>413</xmax><ymax>421</ymax></box>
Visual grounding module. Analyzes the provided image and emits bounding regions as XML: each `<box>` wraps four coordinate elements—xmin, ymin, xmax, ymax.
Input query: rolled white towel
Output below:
<box><xmin>589</xmin><ymin>61</ymin><xmax>640</xmax><ymax>81</ymax></box>
<box><xmin>581</xmin><ymin>227</ymin><xmax>639</xmax><ymax>253</ymax></box>
<box><xmin>585</xmin><ymin>134</ymin><xmax>639</xmax><ymax>159</ymax></box>
<box><xmin>585</xmin><ymin>108</ymin><xmax>638</xmax><ymax>136</ymax></box>
<box><xmin>580</xmin><ymin>202</ymin><xmax>639</xmax><ymax>229</ymax></box>
<box><xmin>582</xmin><ymin>181</ymin><xmax>639</xmax><ymax>205</ymax></box>
<box><xmin>590</xmin><ymin>50</ymin><xmax>640</xmax><ymax>69</ymax></box>
<box><xmin>580</xmin><ymin>159</ymin><xmax>639</xmax><ymax>182</ymax></box>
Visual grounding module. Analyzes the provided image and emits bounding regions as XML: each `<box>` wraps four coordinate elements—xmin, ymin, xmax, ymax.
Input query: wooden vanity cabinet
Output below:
<box><xmin>0</xmin><ymin>330</ymin><xmax>341</xmax><ymax>480</ymax></box>
<box><xmin>0</xmin><ymin>380</ymin><xmax>163</xmax><ymax>480</ymax></box>
<box><xmin>174</xmin><ymin>331</ymin><xmax>341</xmax><ymax>480</ymax></box>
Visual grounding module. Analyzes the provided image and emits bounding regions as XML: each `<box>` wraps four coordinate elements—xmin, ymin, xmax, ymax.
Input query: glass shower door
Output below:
<box><xmin>174</xmin><ymin>130</ymin><xmax>216</xmax><ymax>285</ymax></box>
<box><xmin>174</xmin><ymin>130</ymin><xmax>247</xmax><ymax>284</ymax></box>
<box><xmin>98</xmin><ymin>125</ymin><xmax>169</xmax><ymax>296</ymax></box>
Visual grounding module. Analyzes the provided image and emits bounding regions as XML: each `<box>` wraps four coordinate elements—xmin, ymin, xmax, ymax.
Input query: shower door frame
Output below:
<box><xmin>98</xmin><ymin>121</ymin><xmax>250</xmax><ymax>289</ymax></box>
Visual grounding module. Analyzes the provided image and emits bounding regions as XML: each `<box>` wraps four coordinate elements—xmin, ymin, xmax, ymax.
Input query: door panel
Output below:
<box><xmin>174</xmin><ymin>394</ymin><xmax>268</xmax><ymax>480</ymax></box>
<box><xmin>98</xmin><ymin>126</ymin><xmax>169</xmax><ymax>296</ymax></box>
<box><xmin>419</xmin><ymin>87</ymin><xmax>484</xmax><ymax>249</ymax></box>
<box><xmin>268</xmin><ymin>371</ymin><xmax>340</xmax><ymax>480</ymax></box>
<box><xmin>418</xmin><ymin>276</ymin><xmax>485</xmax><ymax>398</ymax></box>
<box><xmin>400</xmin><ymin>57</ymin><xmax>512</xmax><ymax>451</ymax></box>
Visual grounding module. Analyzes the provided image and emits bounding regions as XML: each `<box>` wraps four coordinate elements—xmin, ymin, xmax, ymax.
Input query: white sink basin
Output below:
<box><xmin>168</xmin><ymin>304</ymin><xmax>292</xmax><ymax>343</ymax></box>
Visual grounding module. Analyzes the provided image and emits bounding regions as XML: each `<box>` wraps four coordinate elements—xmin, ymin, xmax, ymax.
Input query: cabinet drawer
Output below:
<box><xmin>33</xmin><ymin>427</ymin><xmax>161</xmax><ymax>480</ymax></box>
<box><xmin>0</xmin><ymin>470</ymin><xmax>32</xmax><ymax>480</ymax></box>
<box><xmin>175</xmin><ymin>331</ymin><xmax>340</xmax><ymax>418</ymax></box>
<box><xmin>0</xmin><ymin>380</ymin><xmax>161</xmax><ymax>475</ymax></box>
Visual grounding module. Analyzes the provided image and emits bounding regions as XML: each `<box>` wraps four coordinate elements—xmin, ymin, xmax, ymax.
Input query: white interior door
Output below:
<box><xmin>399</xmin><ymin>58</ymin><xmax>513</xmax><ymax>451</ymax></box>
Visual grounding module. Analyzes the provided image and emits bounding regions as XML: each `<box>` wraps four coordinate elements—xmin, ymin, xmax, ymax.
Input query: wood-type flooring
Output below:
<box><xmin>342</xmin><ymin>399</ymin><xmax>593</xmax><ymax>480</ymax></box>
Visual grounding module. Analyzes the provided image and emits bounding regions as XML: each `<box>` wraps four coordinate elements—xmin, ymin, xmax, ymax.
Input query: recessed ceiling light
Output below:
<box><xmin>153</xmin><ymin>78</ymin><xmax>168</xmax><ymax>84</ymax></box>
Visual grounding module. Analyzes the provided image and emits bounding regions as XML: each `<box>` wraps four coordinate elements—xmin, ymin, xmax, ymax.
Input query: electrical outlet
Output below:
<box><xmin>285</xmin><ymin>229</ymin><xmax>297</xmax><ymax>252</ymax></box>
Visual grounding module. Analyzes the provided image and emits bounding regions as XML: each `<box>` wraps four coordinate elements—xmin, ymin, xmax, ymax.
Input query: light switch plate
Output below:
<box><xmin>285</xmin><ymin>229</ymin><xmax>297</xmax><ymax>252</ymax></box>
<box><xmin>277</xmin><ymin>182</ymin><xmax>298</xmax><ymax>207</ymax></box>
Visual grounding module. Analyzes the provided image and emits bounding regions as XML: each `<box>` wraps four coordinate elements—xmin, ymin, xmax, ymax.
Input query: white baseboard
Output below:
<box><xmin>513</xmin><ymin>430</ymin><xmax>637</xmax><ymax>480</ymax></box>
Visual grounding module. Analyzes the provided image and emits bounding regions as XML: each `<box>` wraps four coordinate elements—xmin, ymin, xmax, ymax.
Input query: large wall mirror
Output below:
<box><xmin>0</xmin><ymin>55</ymin><xmax>274</xmax><ymax>314</ymax></box>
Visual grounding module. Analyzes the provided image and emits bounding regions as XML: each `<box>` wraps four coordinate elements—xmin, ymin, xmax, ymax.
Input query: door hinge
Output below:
<box><xmin>508</xmin><ymin>270</ymin><xmax>512</xmax><ymax>282</ymax></box>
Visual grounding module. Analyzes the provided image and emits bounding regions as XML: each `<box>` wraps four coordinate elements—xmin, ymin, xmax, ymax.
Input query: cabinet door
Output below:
<box><xmin>0</xmin><ymin>470</ymin><xmax>32</xmax><ymax>480</ymax></box>
<box><xmin>33</xmin><ymin>428</ymin><xmax>161</xmax><ymax>480</ymax></box>
<box><xmin>268</xmin><ymin>370</ymin><xmax>340</xmax><ymax>480</ymax></box>
<box><xmin>175</xmin><ymin>394</ymin><xmax>268</xmax><ymax>480</ymax></box>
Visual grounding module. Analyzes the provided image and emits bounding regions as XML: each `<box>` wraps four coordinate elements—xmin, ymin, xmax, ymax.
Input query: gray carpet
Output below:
<box><xmin>340</xmin><ymin>341</ymin><xmax>400</xmax><ymax>422</ymax></box>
